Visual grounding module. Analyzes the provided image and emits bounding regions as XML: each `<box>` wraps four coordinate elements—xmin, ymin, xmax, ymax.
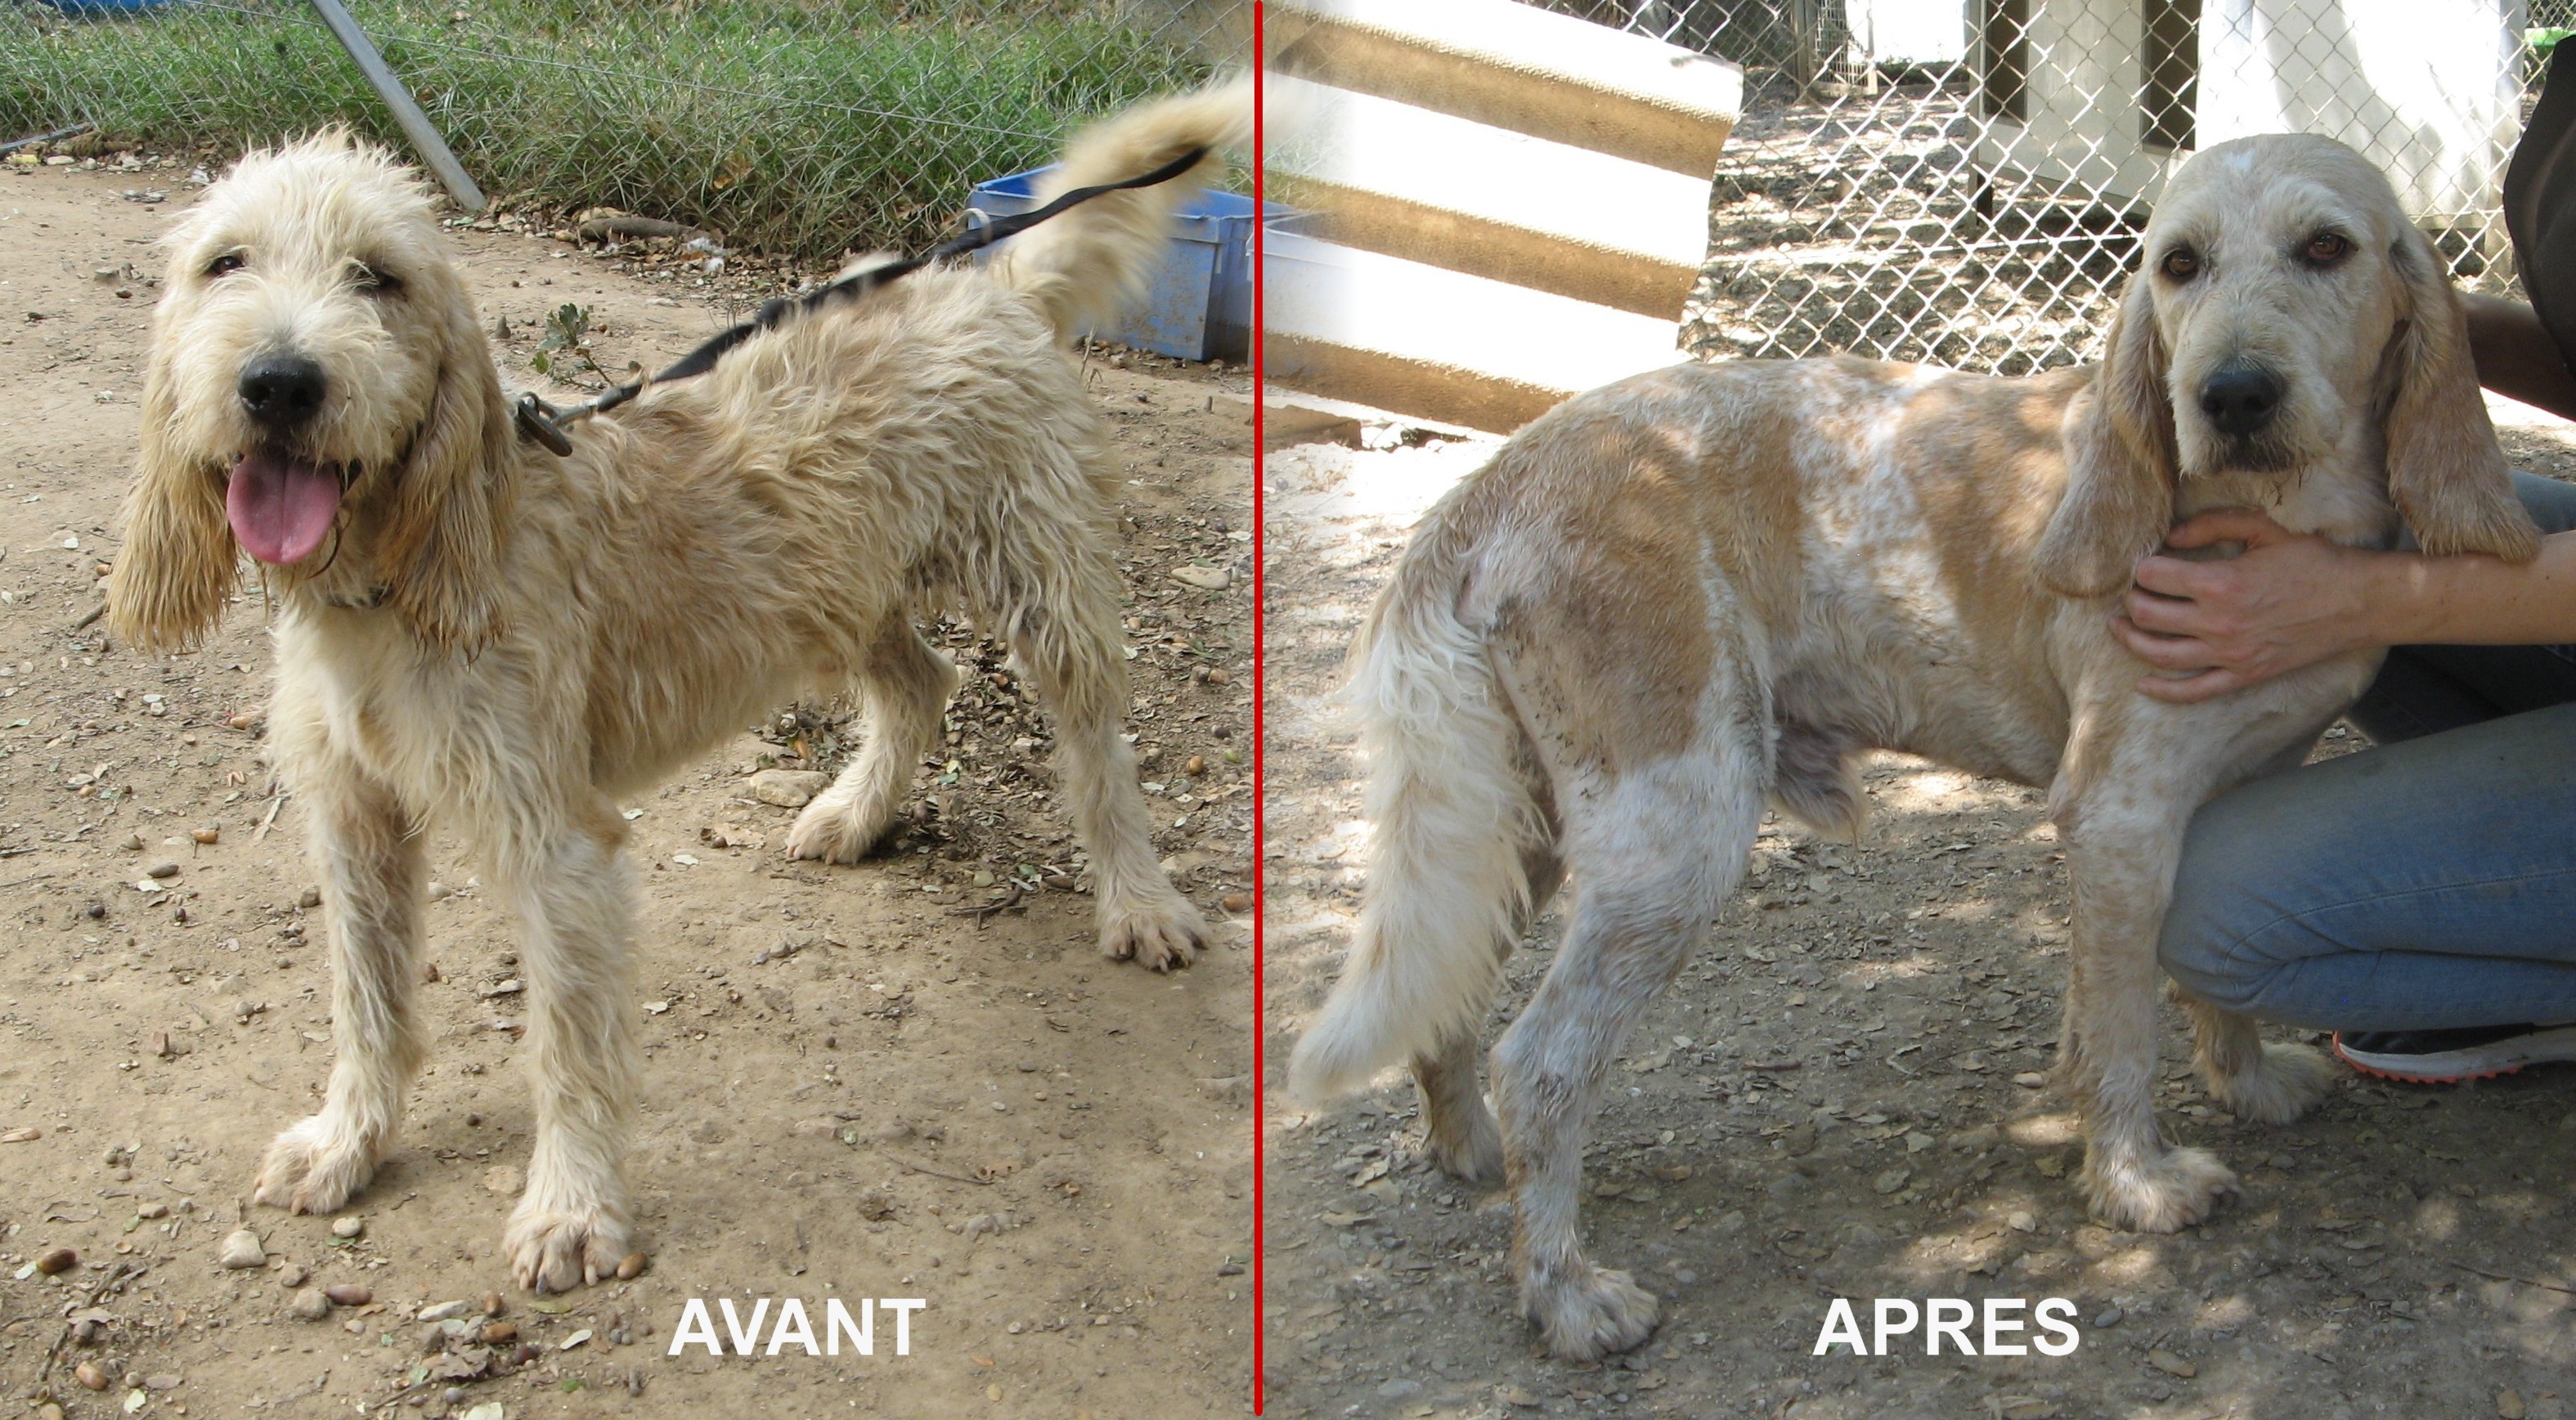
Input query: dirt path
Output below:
<box><xmin>1259</xmin><ymin>418</ymin><xmax>2576</xmax><ymax>1420</ymax></box>
<box><xmin>0</xmin><ymin>160</ymin><xmax>1254</xmax><ymax>1419</ymax></box>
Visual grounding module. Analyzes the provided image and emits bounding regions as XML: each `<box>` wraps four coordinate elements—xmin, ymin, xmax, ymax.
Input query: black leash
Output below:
<box><xmin>512</xmin><ymin>142</ymin><xmax>1213</xmax><ymax>455</ymax></box>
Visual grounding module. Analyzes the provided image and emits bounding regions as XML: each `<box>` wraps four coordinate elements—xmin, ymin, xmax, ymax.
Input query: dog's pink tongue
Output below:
<box><xmin>227</xmin><ymin>452</ymin><xmax>341</xmax><ymax>566</ymax></box>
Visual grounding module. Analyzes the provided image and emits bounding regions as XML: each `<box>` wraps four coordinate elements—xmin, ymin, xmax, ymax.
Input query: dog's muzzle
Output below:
<box><xmin>2198</xmin><ymin>361</ymin><xmax>2284</xmax><ymax>438</ymax></box>
<box><xmin>239</xmin><ymin>353</ymin><xmax>328</xmax><ymax>433</ymax></box>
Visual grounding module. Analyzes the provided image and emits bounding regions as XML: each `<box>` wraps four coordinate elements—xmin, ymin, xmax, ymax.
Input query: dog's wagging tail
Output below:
<box><xmin>523</xmin><ymin>135</ymin><xmax>1223</xmax><ymax>446</ymax></box>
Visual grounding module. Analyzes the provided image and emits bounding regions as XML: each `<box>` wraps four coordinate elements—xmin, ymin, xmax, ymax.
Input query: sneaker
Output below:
<box><xmin>2331</xmin><ymin>1023</ymin><xmax>2576</xmax><ymax>1082</ymax></box>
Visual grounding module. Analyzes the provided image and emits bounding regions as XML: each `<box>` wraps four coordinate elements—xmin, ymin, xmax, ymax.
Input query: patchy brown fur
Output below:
<box><xmin>1291</xmin><ymin>132</ymin><xmax>2538</xmax><ymax>1361</ymax></box>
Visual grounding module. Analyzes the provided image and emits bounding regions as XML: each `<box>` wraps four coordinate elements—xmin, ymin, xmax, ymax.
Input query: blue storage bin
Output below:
<box><xmin>965</xmin><ymin>165</ymin><xmax>1284</xmax><ymax>363</ymax></box>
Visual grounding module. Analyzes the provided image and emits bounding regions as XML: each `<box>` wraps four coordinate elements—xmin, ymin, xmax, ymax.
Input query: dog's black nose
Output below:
<box><xmin>2199</xmin><ymin>361</ymin><xmax>2283</xmax><ymax>437</ymax></box>
<box><xmin>238</xmin><ymin>355</ymin><xmax>327</xmax><ymax>428</ymax></box>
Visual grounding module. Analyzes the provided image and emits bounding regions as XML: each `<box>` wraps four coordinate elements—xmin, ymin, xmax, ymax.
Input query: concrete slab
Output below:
<box><xmin>1268</xmin><ymin>0</ymin><xmax>1743</xmax><ymax>177</ymax></box>
<box><xmin>1254</xmin><ymin>387</ymin><xmax>1494</xmax><ymax>449</ymax></box>
<box><xmin>1264</xmin><ymin>224</ymin><xmax>1686</xmax><ymax>433</ymax></box>
<box><xmin>1254</xmin><ymin>396</ymin><xmax>1366</xmax><ymax>450</ymax></box>
<box><xmin>1264</xmin><ymin>74</ymin><xmax>1712</xmax><ymax>317</ymax></box>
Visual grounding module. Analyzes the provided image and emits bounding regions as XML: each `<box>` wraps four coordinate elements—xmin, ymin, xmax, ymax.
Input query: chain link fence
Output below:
<box><xmin>1546</xmin><ymin>0</ymin><xmax>2567</xmax><ymax>375</ymax></box>
<box><xmin>1</xmin><ymin>0</ymin><xmax>1244</xmax><ymax>262</ymax></box>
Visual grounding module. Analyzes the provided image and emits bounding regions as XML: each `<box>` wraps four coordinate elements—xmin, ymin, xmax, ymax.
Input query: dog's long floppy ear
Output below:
<box><xmin>2035</xmin><ymin>270</ymin><xmax>2178</xmax><ymax>597</ymax></box>
<box><xmin>107</xmin><ymin>343</ymin><xmax>237</xmax><ymax>652</ymax></box>
<box><xmin>2381</xmin><ymin>226</ymin><xmax>2542</xmax><ymax>561</ymax></box>
<box><xmin>373</xmin><ymin>286</ymin><xmax>514</xmax><ymax>655</ymax></box>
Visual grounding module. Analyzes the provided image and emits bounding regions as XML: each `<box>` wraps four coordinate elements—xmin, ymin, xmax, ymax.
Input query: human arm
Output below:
<box><xmin>2462</xmin><ymin>292</ymin><xmax>2576</xmax><ymax>421</ymax></box>
<box><xmin>2112</xmin><ymin>508</ymin><xmax>2576</xmax><ymax>703</ymax></box>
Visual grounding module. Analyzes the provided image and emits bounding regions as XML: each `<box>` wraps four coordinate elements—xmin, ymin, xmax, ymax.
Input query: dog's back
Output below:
<box><xmin>1289</xmin><ymin>355</ymin><xmax>2087</xmax><ymax>1104</ymax></box>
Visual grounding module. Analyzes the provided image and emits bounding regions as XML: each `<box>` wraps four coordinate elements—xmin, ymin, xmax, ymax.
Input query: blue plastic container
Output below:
<box><xmin>965</xmin><ymin>165</ymin><xmax>1283</xmax><ymax>363</ymax></box>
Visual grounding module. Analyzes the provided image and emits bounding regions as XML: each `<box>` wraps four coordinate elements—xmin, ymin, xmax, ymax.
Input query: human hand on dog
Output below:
<box><xmin>2113</xmin><ymin>508</ymin><xmax>2381</xmax><ymax>703</ymax></box>
<box><xmin>2120</xmin><ymin>504</ymin><xmax>2576</xmax><ymax>702</ymax></box>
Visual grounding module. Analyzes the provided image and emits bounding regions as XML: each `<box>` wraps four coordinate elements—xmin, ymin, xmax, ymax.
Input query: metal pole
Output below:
<box><xmin>304</xmin><ymin>0</ymin><xmax>485</xmax><ymax>213</ymax></box>
<box><xmin>0</xmin><ymin>124</ymin><xmax>90</xmax><ymax>159</ymax></box>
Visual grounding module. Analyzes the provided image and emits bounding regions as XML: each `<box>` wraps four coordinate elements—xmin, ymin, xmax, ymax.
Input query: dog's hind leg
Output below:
<box><xmin>999</xmin><ymin>537</ymin><xmax>1209</xmax><ymax>970</ymax></box>
<box><xmin>2176</xmin><ymin>986</ymin><xmax>2335</xmax><ymax>1125</ymax></box>
<box><xmin>493</xmin><ymin>794</ymin><xmax>640</xmax><ymax>1292</ymax></box>
<box><xmin>1024</xmin><ymin>627</ymin><xmax>1208</xmax><ymax>968</ymax></box>
<box><xmin>1492</xmin><ymin>753</ymin><xmax>1757</xmax><ymax>1361</ymax></box>
<box><xmin>1413</xmin><ymin>835</ymin><xmax>1560</xmax><ymax>1189</ymax></box>
<box><xmin>1414</xmin><ymin>1026</ymin><xmax>1506</xmax><ymax>1186</ymax></box>
<box><xmin>788</xmin><ymin>624</ymin><xmax>959</xmax><ymax>864</ymax></box>
<box><xmin>254</xmin><ymin>749</ymin><xmax>428</xmax><ymax>1216</ymax></box>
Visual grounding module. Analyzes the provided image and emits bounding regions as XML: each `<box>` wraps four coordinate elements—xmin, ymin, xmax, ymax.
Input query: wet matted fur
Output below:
<box><xmin>106</xmin><ymin>81</ymin><xmax>1248</xmax><ymax>1292</ymax></box>
<box><xmin>1290</xmin><ymin>133</ymin><xmax>2542</xmax><ymax>1360</ymax></box>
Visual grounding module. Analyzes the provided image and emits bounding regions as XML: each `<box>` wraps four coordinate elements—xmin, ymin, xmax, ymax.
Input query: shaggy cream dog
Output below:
<box><xmin>107</xmin><ymin>81</ymin><xmax>1248</xmax><ymax>1291</ymax></box>
<box><xmin>1290</xmin><ymin>133</ymin><xmax>2540</xmax><ymax>1360</ymax></box>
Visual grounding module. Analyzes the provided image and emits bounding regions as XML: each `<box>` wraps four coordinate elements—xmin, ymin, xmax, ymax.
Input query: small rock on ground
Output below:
<box><xmin>217</xmin><ymin>1230</ymin><xmax>265</xmax><ymax>1269</ymax></box>
<box><xmin>747</xmin><ymin>768</ymin><xmax>828</xmax><ymax>807</ymax></box>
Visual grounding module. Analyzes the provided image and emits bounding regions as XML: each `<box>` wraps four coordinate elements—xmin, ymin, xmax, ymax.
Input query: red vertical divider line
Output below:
<box><xmin>1249</xmin><ymin>4</ymin><xmax>1268</xmax><ymax>1413</ymax></box>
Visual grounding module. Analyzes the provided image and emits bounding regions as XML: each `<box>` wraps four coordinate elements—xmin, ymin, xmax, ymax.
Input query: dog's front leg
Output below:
<box><xmin>2174</xmin><ymin>729</ymin><xmax>2344</xmax><ymax>1125</ymax></box>
<box><xmin>2174</xmin><ymin>985</ymin><xmax>2336</xmax><ymax>1124</ymax></box>
<box><xmin>2054</xmin><ymin>782</ymin><xmax>2237</xmax><ymax>1233</ymax></box>
<box><xmin>254</xmin><ymin>755</ymin><xmax>426</xmax><ymax>1215</ymax></box>
<box><xmin>788</xmin><ymin>623</ymin><xmax>959</xmax><ymax>864</ymax></box>
<box><xmin>492</xmin><ymin>795</ymin><xmax>640</xmax><ymax>1292</ymax></box>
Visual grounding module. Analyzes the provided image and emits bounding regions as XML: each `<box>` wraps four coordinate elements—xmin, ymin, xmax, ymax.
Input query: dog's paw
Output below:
<box><xmin>251</xmin><ymin>1114</ymin><xmax>380</xmax><ymax>1216</ymax></box>
<box><xmin>1525</xmin><ymin>1265</ymin><xmax>1660</xmax><ymax>1362</ymax></box>
<box><xmin>2206</xmin><ymin>1041</ymin><xmax>2336</xmax><ymax>1125</ymax></box>
<box><xmin>784</xmin><ymin>791</ymin><xmax>893</xmax><ymax>866</ymax></box>
<box><xmin>2084</xmin><ymin>1144</ymin><xmax>2237</xmax><ymax>1233</ymax></box>
<box><xmin>1098</xmin><ymin>895</ymin><xmax>1209</xmax><ymax>972</ymax></box>
<box><xmin>504</xmin><ymin>1205</ymin><xmax>634</xmax><ymax>1294</ymax></box>
<box><xmin>1421</xmin><ymin>1097</ymin><xmax>1505</xmax><ymax>1188</ymax></box>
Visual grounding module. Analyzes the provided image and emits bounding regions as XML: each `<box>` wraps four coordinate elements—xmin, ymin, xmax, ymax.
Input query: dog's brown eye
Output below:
<box><xmin>2304</xmin><ymin>233</ymin><xmax>2351</xmax><ymax>266</ymax></box>
<box><xmin>350</xmin><ymin>262</ymin><xmax>401</xmax><ymax>296</ymax></box>
<box><xmin>2160</xmin><ymin>248</ymin><xmax>2198</xmax><ymax>280</ymax></box>
<box><xmin>205</xmin><ymin>252</ymin><xmax>245</xmax><ymax>278</ymax></box>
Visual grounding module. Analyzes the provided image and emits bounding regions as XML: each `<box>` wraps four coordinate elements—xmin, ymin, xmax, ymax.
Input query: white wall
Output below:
<box><xmin>2199</xmin><ymin>0</ymin><xmax>2524</xmax><ymax>222</ymax></box>
<box><xmin>1844</xmin><ymin>0</ymin><xmax>1968</xmax><ymax>65</ymax></box>
<box><xmin>1974</xmin><ymin>0</ymin><xmax>2174</xmax><ymax>206</ymax></box>
<box><xmin>1977</xmin><ymin>0</ymin><xmax>2522</xmax><ymax>219</ymax></box>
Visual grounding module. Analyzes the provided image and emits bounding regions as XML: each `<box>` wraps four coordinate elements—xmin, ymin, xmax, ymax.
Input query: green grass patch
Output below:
<box><xmin>2</xmin><ymin>0</ymin><xmax>1223</xmax><ymax>258</ymax></box>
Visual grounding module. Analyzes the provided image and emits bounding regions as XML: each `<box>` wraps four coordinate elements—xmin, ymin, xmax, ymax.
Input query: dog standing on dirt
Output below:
<box><xmin>105</xmin><ymin>81</ymin><xmax>1248</xmax><ymax>1291</ymax></box>
<box><xmin>1289</xmin><ymin>133</ymin><xmax>2542</xmax><ymax>1359</ymax></box>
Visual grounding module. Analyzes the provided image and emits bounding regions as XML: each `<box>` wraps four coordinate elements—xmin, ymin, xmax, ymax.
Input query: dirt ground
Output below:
<box><xmin>0</xmin><ymin>159</ymin><xmax>1255</xmax><ymax>1418</ymax></box>
<box><xmin>1259</xmin><ymin>414</ymin><xmax>2576</xmax><ymax>1419</ymax></box>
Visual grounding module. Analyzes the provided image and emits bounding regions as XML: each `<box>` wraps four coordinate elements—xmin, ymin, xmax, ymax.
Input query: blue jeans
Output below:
<box><xmin>2157</xmin><ymin>473</ymin><xmax>2576</xmax><ymax>1031</ymax></box>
